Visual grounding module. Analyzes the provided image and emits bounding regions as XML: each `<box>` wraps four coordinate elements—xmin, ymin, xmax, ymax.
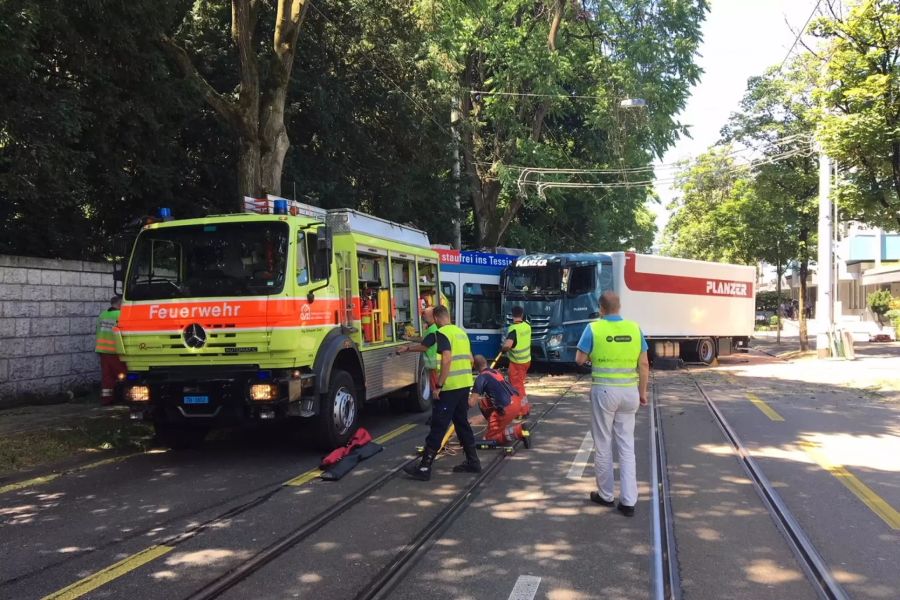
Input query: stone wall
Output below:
<box><xmin>0</xmin><ymin>255</ymin><xmax>115</xmax><ymax>405</ymax></box>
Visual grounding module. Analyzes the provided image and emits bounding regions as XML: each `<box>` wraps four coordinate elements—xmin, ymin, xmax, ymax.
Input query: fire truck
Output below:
<box><xmin>501</xmin><ymin>252</ymin><xmax>755</xmax><ymax>365</ymax></box>
<box><xmin>115</xmin><ymin>198</ymin><xmax>442</xmax><ymax>448</ymax></box>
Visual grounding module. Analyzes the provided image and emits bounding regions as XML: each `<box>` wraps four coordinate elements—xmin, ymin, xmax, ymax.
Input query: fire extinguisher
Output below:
<box><xmin>361</xmin><ymin>293</ymin><xmax>374</xmax><ymax>343</ymax></box>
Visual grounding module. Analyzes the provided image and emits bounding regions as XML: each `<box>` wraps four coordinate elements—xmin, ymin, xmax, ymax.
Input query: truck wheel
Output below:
<box><xmin>405</xmin><ymin>362</ymin><xmax>432</xmax><ymax>413</ymax></box>
<box><xmin>696</xmin><ymin>338</ymin><xmax>716</xmax><ymax>365</ymax></box>
<box><xmin>154</xmin><ymin>422</ymin><xmax>208</xmax><ymax>450</ymax></box>
<box><xmin>316</xmin><ymin>369</ymin><xmax>359</xmax><ymax>449</ymax></box>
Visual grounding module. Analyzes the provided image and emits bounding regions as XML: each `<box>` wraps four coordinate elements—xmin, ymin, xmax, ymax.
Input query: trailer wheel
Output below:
<box><xmin>316</xmin><ymin>369</ymin><xmax>359</xmax><ymax>449</ymax></box>
<box><xmin>696</xmin><ymin>338</ymin><xmax>716</xmax><ymax>365</ymax></box>
<box><xmin>405</xmin><ymin>361</ymin><xmax>432</xmax><ymax>413</ymax></box>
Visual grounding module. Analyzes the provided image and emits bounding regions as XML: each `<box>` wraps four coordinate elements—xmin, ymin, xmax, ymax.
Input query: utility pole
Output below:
<box><xmin>816</xmin><ymin>147</ymin><xmax>833</xmax><ymax>358</ymax></box>
<box><xmin>450</xmin><ymin>97</ymin><xmax>463</xmax><ymax>250</ymax></box>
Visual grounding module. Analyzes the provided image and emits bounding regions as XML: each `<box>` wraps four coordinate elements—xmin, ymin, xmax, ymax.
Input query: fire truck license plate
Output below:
<box><xmin>183</xmin><ymin>395</ymin><xmax>209</xmax><ymax>405</ymax></box>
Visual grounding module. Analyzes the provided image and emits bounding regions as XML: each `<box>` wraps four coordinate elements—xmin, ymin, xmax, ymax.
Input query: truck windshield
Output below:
<box><xmin>504</xmin><ymin>266</ymin><xmax>561</xmax><ymax>296</ymax></box>
<box><xmin>125</xmin><ymin>222</ymin><xmax>289</xmax><ymax>301</ymax></box>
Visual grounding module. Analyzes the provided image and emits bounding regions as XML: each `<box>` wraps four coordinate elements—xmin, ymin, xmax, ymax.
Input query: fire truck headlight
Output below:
<box><xmin>547</xmin><ymin>334</ymin><xmax>564</xmax><ymax>347</ymax></box>
<box><xmin>250</xmin><ymin>384</ymin><xmax>279</xmax><ymax>402</ymax></box>
<box><xmin>127</xmin><ymin>386</ymin><xmax>150</xmax><ymax>402</ymax></box>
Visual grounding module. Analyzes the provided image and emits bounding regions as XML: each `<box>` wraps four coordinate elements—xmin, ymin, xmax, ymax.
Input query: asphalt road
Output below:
<box><xmin>3</xmin><ymin>356</ymin><xmax>898</xmax><ymax>600</ymax></box>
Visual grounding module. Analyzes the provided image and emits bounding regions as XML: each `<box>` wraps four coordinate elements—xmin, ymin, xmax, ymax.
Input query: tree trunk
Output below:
<box><xmin>798</xmin><ymin>260</ymin><xmax>809</xmax><ymax>352</ymax></box>
<box><xmin>238</xmin><ymin>138</ymin><xmax>263</xmax><ymax>199</ymax></box>
<box><xmin>160</xmin><ymin>0</ymin><xmax>307</xmax><ymax>208</ymax></box>
<box><xmin>775</xmin><ymin>264</ymin><xmax>783</xmax><ymax>344</ymax></box>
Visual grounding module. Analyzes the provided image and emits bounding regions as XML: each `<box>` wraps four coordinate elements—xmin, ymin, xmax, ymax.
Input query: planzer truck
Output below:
<box><xmin>115</xmin><ymin>198</ymin><xmax>442</xmax><ymax>448</ymax></box>
<box><xmin>501</xmin><ymin>252</ymin><xmax>755</xmax><ymax>365</ymax></box>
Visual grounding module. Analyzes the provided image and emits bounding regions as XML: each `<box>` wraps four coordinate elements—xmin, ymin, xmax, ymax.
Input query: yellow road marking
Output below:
<box><xmin>284</xmin><ymin>468</ymin><xmax>323</xmax><ymax>487</ymax></box>
<box><xmin>0</xmin><ymin>453</ymin><xmax>142</xmax><ymax>496</ymax></box>
<box><xmin>746</xmin><ymin>392</ymin><xmax>784</xmax><ymax>422</ymax></box>
<box><xmin>373</xmin><ymin>422</ymin><xmax>418</xmax><ymax>445</ymax></box>
<box><xmin>41</xmin><ymin>545</ymin><xmax>174</xmax><ymax>600</ymax></box>
<box><xmin>802</xmin><ymin>442</ymin><xmax>900</xmax><ymax>530</ymax></box>
<box><xmin>284</xmin><ymin>423</ymin><xmax>418</xmax><ymax>487</ymax></box>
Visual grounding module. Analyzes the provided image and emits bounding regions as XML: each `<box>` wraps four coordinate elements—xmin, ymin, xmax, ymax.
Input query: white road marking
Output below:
<box><xmin>507</xmin><ymin>575</ymin><xmax>542</xmax><ymax>600</ymax></box>
<box><xmin>566</xmin><ymin>431</ymin><xmax>594</xmax><ymax>480</ymax></box>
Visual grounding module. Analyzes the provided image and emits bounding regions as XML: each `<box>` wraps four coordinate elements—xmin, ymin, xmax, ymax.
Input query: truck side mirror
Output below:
<box><xmin>113</xmin><ymin>264</ymin><xmax>125</xmax><ymax>283</ymax></box>
<box><xmin>314</xmin><ymin>226</ymin><xmax>332</xmax><ymax>280</ymax></box>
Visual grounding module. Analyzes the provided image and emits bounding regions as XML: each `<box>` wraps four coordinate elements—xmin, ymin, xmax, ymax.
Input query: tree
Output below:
<box><xmin>812</xmin><ymin>0</ymin><xmax>900</xmax><ymax>229</ymax></box>
<box><xmin>722</xmin><ymin>64</ymin><xmax>819</xmax><ymax>350</ymax></box>
<box><xmin>867</xmin><ymin>289</ymin><xmax>893</xmax><ymax>326</ymax></box>
<box><xmin>161</xmin><ymin>0</ymin><xmax>309</xmax><ymax>205</ymax></box>
<box><xmin>416</xmin><ymin>0</ymin><xmax>708</xmax><ymax>248</ymax></box>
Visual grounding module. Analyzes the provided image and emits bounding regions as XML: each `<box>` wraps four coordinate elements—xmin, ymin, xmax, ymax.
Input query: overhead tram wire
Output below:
<box><xmin>778</xmin><ymin>0</ymin><xmax>823</xmax><ymax>72</ymax></box>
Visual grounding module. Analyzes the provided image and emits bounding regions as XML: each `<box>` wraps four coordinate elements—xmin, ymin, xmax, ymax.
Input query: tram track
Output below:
<box><xmin>687</xmin><ymin>372</ymin><xmax>850</xmax><ymax>600</ymax></box>
<box><xmin>184</xmin><ymin>374</ymin><xmax>585</xmax><ymax>600</ymax></box>
<box><xmin>649</xmin><ymin>373</ymin><xmax>681</xmax><ymax>600</ymax></box>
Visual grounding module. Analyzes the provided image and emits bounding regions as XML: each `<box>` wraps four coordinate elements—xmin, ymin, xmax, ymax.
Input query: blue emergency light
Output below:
<box><xmin>158</xmin><ymin>207</ymin><xmax>172</xmax><ymax>219</ymax></box>
<box><xmin>273</xmin><ymin>199</ymin><xmax>288</xmax><ymax>215</ymax></box>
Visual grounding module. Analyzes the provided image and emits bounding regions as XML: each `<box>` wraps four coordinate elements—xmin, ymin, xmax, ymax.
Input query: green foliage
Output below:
<box><xmin>811</xmin><ymin>0</ymin><xmax>900</xmax><ymax>229</ymax></box>
<box><xmin>886</xmin><ymin>309</ymin><xmax>900</xmax><ymax>332</ymax></box>
<box><xmin>756</xmin><ymin>291</ymin><xmax>791</xmax><ymax>312</ymax></box>
<box><xmin>0</xmin><ymin>0</ymin><xmax>708</xmax><ymax>258</ymax></box>
<box><xmin>769</xmin><ymin>314</ymin><xmax>782</xmax><ymax>329</ymax></box>
<box><xmin>867</xmin><ymin>289</ymin><xmax>894</xmax><ymax>325</ymax></box>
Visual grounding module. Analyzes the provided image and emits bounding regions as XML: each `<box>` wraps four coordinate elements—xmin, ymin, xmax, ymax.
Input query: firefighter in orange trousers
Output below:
<box><xmin>501</xmin><ymin>306</ymin><xmax>532</xmax><ymax>416</ymax></box>
<box><xmin>469</xmin><ymin>355</ymin><xmax>532</xmax><ymax>448</ymax></box>
<box><xmin>95</xmin><ymin>295</ymin><xmax>126</xmax><ymax>405</ymax></box>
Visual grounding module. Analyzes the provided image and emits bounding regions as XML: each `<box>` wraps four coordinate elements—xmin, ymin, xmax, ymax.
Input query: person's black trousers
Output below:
<box><xmin>424</xmin><ymin>387</ymin><xmax>476</xmax><ymax>451</ymax></box>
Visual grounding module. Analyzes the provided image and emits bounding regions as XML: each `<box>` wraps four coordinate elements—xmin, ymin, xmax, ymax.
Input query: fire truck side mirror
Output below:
<box><xmin>314</xmin><ymin>226</ymin><xmax>332</xmax><ymax>280</ymax></box>
<box><xmin>113</xmin><ymin>264</ymin><xmax>125</xmax><ymax>282</ymax></box>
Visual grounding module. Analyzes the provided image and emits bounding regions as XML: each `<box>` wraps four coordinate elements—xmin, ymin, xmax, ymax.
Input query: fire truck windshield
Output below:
<box><xmin>125</xmin><ymin>222</ymin><xmax>289</xmax><ymax>301</ymax></box>
<box><xmin>504</xmin><ymin>266</ymin><xmax>562</xmax><ymax>297</ymax></box>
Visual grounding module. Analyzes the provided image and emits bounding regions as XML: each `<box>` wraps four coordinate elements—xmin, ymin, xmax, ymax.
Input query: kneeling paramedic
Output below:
<box><xmin>404</xmin><ymin>305</ymin><xmax>479</xmax><ymax>481</ymax></box>
<box><xmin>469</xmin><ymin>355</ymin><xmax>532</xmax><ymax>447</ymax></box>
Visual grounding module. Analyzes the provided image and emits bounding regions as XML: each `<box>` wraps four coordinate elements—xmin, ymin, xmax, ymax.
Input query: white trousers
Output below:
<box><xmin>591</xmin><ymin>384</ymin><xmax>640</xmax><ymax>506</ymax></box>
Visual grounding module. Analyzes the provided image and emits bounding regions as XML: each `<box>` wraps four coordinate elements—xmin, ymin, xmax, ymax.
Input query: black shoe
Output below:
<box><xmin>452</xmin><ymin>445</ymin><xmax>481</xmax><ymax>473</ymax></box>
<box><xmin>405</xmin><ymin>449</ymin><xmax>436</xmax><ymax>481</ymax></box>
<box><xmin>590</xmin><ymin>492</ymin><xmax>615</xmax><ymax>507</ymax></box>
<box><xmin>617</xmin><ymin>503</ymin><xmax>635</xmax><ymax>517</ymax></box>
<box><xmin>452</xmin><ymin>459</ymin><xmax>482</xmax><ymax>473</ymax></box>
<box><xmin>521</xmin><ymin>422</ymin><xmax>533</xmax><ymax>449</ymax></box>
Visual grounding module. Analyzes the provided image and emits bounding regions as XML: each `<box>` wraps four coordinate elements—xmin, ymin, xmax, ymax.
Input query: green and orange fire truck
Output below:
<box><xmin>114</xmin><ymin>198</ymin><xmax>442</xmax><ymax>448</ymax></box>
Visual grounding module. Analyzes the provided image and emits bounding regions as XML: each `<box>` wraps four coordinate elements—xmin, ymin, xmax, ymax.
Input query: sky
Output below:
<box><xmin>649</xmin><ymin>0</ymin><xmax>818</xmax><ymax>244</ymax></box>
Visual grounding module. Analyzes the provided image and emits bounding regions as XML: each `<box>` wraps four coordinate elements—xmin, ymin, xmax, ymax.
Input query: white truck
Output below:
<box><xmin>500</xmin><ymin>251</ymin><xmax>756</xmax><ymax>364</ymax></box>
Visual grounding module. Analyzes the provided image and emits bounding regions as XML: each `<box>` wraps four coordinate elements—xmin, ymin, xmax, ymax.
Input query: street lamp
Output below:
<box><xmin>620</xmin><ymin>98</ymin><xmax>647</xmax><ymax>109</ymax></box>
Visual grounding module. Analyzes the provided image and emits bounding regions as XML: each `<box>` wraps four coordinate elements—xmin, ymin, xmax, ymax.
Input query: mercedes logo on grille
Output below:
<box><xmin>183</xmin><ymin>323</ymin><xmax>207</xmax><ymax>349</ymax></box>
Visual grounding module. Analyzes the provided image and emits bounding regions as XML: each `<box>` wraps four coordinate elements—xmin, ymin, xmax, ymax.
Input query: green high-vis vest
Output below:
<box><xmin>507</xmin><ymin>321</ymin><xmax>531</xmax><ymax>364</ymax></box>
<box><xmin>588</xmin><ymin>319</ymin><xmax>641</xmax><ymax>387</ymax></box>
<box><xmin>438</xmin><ymin>323</ymin><xmax>473</xmax><ymax>391</ymax></box>
<box><xmin>95</xmin><ymin>308</ymin><xmax>120</xmax><ymax>354</ymax></box>
<box><xmin>423</xmin><ymin>323</ymin><xmax>439</xmax><ymax>370</ymax></box>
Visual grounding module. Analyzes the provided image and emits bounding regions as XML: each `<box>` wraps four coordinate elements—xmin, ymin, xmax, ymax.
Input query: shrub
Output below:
<box><xmin>867</xmin><ymin>290</ymin><xmax>893</xmax><ymax>325</ymax></box>
<box><xmin>886</xmin><ymin>308</ymin><xmax>900</xmax><ymax>333</ymax></box>
<box><xmin>768</xmin><ymin>314</ymin><xmax>782</xmax><ymax>330</ymax></box>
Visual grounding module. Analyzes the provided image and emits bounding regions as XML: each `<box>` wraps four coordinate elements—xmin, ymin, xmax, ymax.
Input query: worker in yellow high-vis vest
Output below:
<box><xmin>501</xmin><ymin>306</ymin><xmax>531</xmax><ymax>416</ymax></box>
<box><xmin>404</xmin><ymin>304</ymin><xmax>478</xmax><ymax>481</ymax></box>
<box><xmin>575</xmin><ymin>291</ymin><xmax>649</xmax><ymax>518</ymax></box>
<box><xmin>95</xmin><ymin>295</ymin><xmax>126</xmax><ymax>405</ymax></box>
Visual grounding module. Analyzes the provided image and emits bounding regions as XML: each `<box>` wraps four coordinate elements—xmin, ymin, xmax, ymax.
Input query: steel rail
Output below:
<box><xmin>185</xmin><ymin>374</ymin><xmax>583</xmax><ymax>600</ymax></box>
<box><xmin>649</xmin><ymin>374</ymin><xmax>681</xmax><ymax>600</ymax></box>
<box><xmin>691</xmin><ymin>375</ymin><xmax>850</xmax><ymax>600</ymax></box>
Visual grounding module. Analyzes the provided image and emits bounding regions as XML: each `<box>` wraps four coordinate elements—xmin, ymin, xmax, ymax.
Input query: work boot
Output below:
<box><xmin>404</xmin><ymin>448</ymin><xmax>436</xmax><ymax>481</ymax></box>
<box><xmin>521</xmin><ymin>422</ymin><xmax>533</xmax><ymax>449</ymax></box>
<box><xmin>452</xmin><ymin>446</ymin><xmax>482</xmax><ymax>473</ymax></box>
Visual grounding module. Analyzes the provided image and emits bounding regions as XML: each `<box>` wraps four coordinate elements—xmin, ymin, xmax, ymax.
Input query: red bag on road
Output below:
<box><xmin>320</xmin><ymin>428</ymin><xmax>374</xmax><ymax>468</ymax></box>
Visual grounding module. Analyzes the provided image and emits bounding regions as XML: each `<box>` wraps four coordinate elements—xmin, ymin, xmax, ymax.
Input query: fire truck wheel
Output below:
<box><xmin>405</xmin><ymin>362</ymin><xmax>432</xmax><ymax>413</ymax></box>
<box><xmin>154</xmin><ymin>422</ymin><xmax>208</xmax><ymax>450</ymax></box>
<box><xmin>696</xmin><ymin>338</ymin><xmax>716</xmax><ymax>365</ymax></box>
<box><xmin>316</xmin><ymin>369</ymin><xmax>359</xmax><ymax>449</ymax></box>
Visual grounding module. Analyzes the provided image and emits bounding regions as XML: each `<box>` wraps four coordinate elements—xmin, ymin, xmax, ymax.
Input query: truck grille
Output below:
<box><xmin>507</xmin><ymin>315</ymin><xmax>551</xmax><ymax>340</ymax></box>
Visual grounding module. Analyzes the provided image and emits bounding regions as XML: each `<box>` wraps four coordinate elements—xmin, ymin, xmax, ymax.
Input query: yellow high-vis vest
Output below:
<box><xmin>507</xmin><ymin>321</ymin><xmax>531</xmax><ymax>364</ymax></box>
<box><xmin>438</xmin><ymin>323</ymin><xmax>473</xmax><ymax>391</ymax></box>
<box><xmin>95</xmin><ymin>309</ymin><xmax>120</xmax><ymax>354</ymax></box>
<box><xmin>588</xmin><ymin>319</ymin><xmax>641</xmax><ymax>387</ymax></box>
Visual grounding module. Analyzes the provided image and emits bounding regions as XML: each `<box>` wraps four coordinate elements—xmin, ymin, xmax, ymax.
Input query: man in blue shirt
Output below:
<box><xmin>575</xmin><ymin>291</ymin><xmax>649</xmax><ymax>517</ymax></box>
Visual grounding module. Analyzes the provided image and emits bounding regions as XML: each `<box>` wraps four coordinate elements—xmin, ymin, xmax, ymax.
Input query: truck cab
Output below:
<box><xmin>501</xmin><ymin>253</ymin><xmax>613</xmax><ymax>363</ymax></box>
